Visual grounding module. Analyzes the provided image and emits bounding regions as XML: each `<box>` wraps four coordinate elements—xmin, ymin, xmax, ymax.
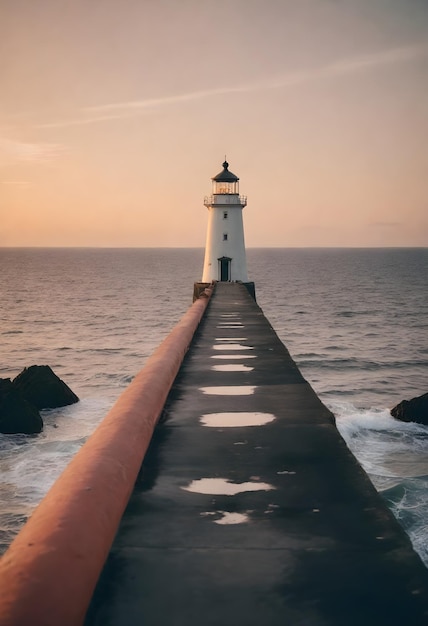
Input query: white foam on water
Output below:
<box><xmin>331</xmin><ymin>401</ymin><xmax>427</xmax><ymax>439</ymax></box>
<box><xmin>385</xmin><ymin>478</ymin><xmax>428</xmax><ymax>566</ymax></box>
<box><xmin>200</xmin><ymin>412</ymin><xmax>275</xmax><ymax>427</ymax></box>
<box><xmin>331</xmin><ymin>401</ymin><xmax>428</xmax><ymax>481</ymax></box>
<box><xmin>199</xmin><ymin>386</ymin><xmax>256</xmax><ymax>396</ymax></box>
<box><xmin>329</xmin><ymin>402</ymin><xmax>428</xmax><ymax>468</ymax></box>
<box><xmin>211</xmin><ymin>363</ymin><xmax>253</xmax><ymax>372</ymax></box>
<box><xmin>330</xmin><ymin>399</ymin><xmax>428</xmax><ymax>567</ymax></box>
<box><xmin>0</xmin><ymin>397</ymin><xmax>112</xmax><ymax>509</ymax></box>
<box><xmin>183</xmin><ymin>478</ymin><xmax>275</xmax><ymax>495</ymax></box>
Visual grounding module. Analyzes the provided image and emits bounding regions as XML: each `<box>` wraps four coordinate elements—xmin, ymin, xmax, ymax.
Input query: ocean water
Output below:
<box><xmin>0</xmin><ymin>248</ymin><xmax>427</xmax><ymax>566</ymax></box>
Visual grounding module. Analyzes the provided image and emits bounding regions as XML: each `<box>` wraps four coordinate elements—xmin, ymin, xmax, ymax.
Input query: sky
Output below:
<box><xmin>1</xmin><ymin>0</ymin><xmax>428</xmax><ymax>247</ymax></box>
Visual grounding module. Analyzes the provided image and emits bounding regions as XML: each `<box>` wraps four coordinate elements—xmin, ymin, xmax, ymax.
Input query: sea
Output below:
<box><xmin>1</xmin><ymin>248</ymin><xmax>427</xmax><ymax>566</ymax></box>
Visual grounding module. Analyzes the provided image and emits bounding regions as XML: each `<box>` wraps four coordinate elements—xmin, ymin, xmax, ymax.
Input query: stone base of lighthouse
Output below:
<box><xmin>193</xmin><ymin>281</ymin><xmax>256</xmax><ymax>302</ymax></box>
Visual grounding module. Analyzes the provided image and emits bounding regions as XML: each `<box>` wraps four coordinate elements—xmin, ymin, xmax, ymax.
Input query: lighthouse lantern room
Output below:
<box><xmin>201</xmin><ymin>160</ymin><xmax>249</xmax><ymax>284</ymax></box>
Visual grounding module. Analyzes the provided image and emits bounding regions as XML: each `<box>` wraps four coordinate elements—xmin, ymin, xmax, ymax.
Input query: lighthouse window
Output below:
<box><xmin>223</xmin><ymin>211</ymin><xmax>228</xmax><ymax>219</ymax></box>
<box><xmin>223</xmin><ymin>233</ymin><xmax>228</xmax><ymax>241</ymax></box>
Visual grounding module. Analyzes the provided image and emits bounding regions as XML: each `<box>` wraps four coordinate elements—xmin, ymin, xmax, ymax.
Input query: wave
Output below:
<box><xmin>382</xmin><ymin>478</ymin><xmax>428</xmax><ymax>567</ymax></box>
<box><xmin>296</xmin><ymin>357</ymin><xmax>428</xmax><ymax>371</ymax></box>
<box><xmin>331</xmin><ymin>401</ymin><xmax>428</xmax><ymax>437</ymax></box>
<box><xmin>330</xmin><ymin>400</ymin><xmax>428</xmax><ymax>567</ymax></box>
<box><xmin>335</xmin><ymin>310</ymin><xmax>381</xmax><ymax>317</ymax></box>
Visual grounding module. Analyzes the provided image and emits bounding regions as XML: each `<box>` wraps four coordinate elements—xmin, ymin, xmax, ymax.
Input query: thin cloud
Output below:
<box><xmin>30</xmin><ymin>41</ymin><xmax>428</xmax><ymax>130</ymax></box>
<box><xmin>86</xmin><ymin>42</ymin><xmax>428</xmax><ymax>115</ymax></box>
<box><xmin>84</xmin><ymin>85</ymin><xmax>255</xmax><ymax>114</ymax></box>
<box><xmin>0</xmin><ymin>137</ymin><xmax>65</xmax><ymax>167</ymax></box>
<box><xmin>34</xmin><ymin>87</ymin><xmax>251</xmax><ymax>129</ymax></box>
<box><xmin>323</xmin><ymin>44</ymin><xmax>428</xmax><ymax>76</ymax></box>
<box><xmin>35</xmin><ymin>112</ymin><xmax>148</xmax><ymax>130</ymax></box>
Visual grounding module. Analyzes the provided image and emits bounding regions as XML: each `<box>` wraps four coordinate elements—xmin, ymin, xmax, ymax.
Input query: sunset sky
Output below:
<box><xmin>1</xmin><ymin>0</ymin><xmax>427</xmax><ymax>247</ymax></box>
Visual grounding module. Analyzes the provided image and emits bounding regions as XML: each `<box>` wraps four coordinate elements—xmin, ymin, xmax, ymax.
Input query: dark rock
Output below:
<box><xmin>12</xmin><ymin>365</ymin><xmax>79</xmax><ymax>410</ymax></box>
<box><xmin>391</xmin><ymin>392</ymin><xmax>428</xmax><ymax>425</ymax></box>
<box><xmin>0</xmin><ymin>378</ymin><xmax>43</xmax><ymax>434</ymax></box>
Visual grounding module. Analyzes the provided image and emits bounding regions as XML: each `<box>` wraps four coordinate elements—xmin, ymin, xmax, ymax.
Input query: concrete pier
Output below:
<box><xmin>86</xmin><ymin>283</ymin><xmax>428</xmax><ymax>625</ymax></box>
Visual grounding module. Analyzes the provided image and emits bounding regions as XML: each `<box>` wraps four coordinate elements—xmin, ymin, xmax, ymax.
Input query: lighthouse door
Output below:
<box><xmin>219</xmin><ymin>257</ymin><xmax>231</xmax><ymax>281</ymax></box>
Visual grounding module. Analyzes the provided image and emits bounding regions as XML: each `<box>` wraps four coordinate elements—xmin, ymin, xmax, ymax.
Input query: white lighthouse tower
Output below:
<box><xmin>193</xmin><ymin>160</ymin><xmax>255</xmax><ymax>301</ymax></box>
<box><xmin>201</xmin><ymin>160</ymin><xmax>250</xmax><ymax>284</ymax></box>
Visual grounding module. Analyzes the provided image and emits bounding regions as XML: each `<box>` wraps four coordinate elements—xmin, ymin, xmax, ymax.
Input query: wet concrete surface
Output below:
<box><xmin>85</xmin><ymin>282</ymin><xmax>428</xmax><ymax>625</ymax></box>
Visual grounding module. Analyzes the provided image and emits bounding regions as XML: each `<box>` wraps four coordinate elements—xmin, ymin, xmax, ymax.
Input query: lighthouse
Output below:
<box><xmin>194</xmin><ymin>160</ymin><xmax>255</xmax><ymax>300</ymax></box>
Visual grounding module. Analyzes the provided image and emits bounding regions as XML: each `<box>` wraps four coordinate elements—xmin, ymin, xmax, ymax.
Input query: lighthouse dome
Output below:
<box><xmin>212</xmin><ymin>161</ymin><xmax>239</xmax><ymax>182</ymax></box>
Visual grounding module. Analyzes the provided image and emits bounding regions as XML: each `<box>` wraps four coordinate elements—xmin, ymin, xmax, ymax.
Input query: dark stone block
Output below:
<box><xmin>391</xmin><ymin>392</ymin><xmax>428</xmax><ymax>425</ymax></box>
<box><xmin>0</xmin><ymin>378</ymin><xmax>43</xmax><ymax>434</ymax></box>
<box><xmin>12</xmin><ymin>365</ymin><xmax>79</xmax><ymax>410</ymax></box>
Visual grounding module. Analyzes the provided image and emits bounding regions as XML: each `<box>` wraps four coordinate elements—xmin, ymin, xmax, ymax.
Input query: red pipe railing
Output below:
<box><xmin>0</xmin><ymin>286</ymin><xmax>213</xmax><ymax>626</ymax></box>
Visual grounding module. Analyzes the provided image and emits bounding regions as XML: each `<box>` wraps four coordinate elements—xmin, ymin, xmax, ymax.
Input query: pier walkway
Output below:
<box><xmin>86</xmin><ymin>283</ymin><xmax>428</xmax><ymax>626</ymax></box>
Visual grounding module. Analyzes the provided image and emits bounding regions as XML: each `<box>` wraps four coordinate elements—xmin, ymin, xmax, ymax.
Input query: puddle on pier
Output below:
<box><xmin>200</xmin><ymin>511</ymin><xmax>250</xmax><ymax>525</ymax></box>
<box><xmin>183</xmin><ymin>477</ymin><xmax>275</xmax><ymax>496</ymax></box>
<box><xmin>212</xmin><ymin>364</ymin><xmax>254</xmax><ymax>372</ymax></box>
<box><xmin>215</xmin><ymin>337</ymin><xmax>247</xmax><ymax>341</ymax></box>
<box><xmin>199</xmin><ymin>386</ymin><xmax>256</xmax><ymax>396</ymax></box>
<box><xmin>213</xmin><ymin>344</ymin><xmax>253</xmax><ymax>351</ymax></box>
<box><xmin>217</xmin><ymin>326</ymin><xmax>245</xmax><ymax>330</ymax></box>
<box><xmin>200</xmin><ymin>412</ymin><xmax>275</xmax><ymax>427</ymax></box>
<box><xmin>211</xmin><ymin>354</ymin><xmax>256</xmax><ymax>360</ymax></box>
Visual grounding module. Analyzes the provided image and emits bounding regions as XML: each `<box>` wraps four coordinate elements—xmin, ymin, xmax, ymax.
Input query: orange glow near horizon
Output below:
<box><xmin>1</xmin><ymin>0</ymin><xmax>427</xmax><ymax>248</ymax></box>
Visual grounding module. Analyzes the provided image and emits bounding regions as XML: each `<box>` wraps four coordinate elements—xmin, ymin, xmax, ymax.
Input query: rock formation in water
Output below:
<box><xmin>391</xmin><ymin>392</ymin><xmax>428</xmax><ymax>425</ymax></box>
<box><xmin>12</xmin><ymin>365</ymin><xmax>79</xmax><ymax>409</ymax></box>
<box><xmin>0</xmin><ymin>366</ymin><xmax>79</xmax><ymax>434</ymax></box>
<box><xmin>0</xmin><ymin>378</ymin><xmax>43</xmax><ymax>434</ymax></box>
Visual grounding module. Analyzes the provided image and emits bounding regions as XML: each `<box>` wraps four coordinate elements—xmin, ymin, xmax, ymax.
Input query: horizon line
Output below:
<box><xmin>1</xmin><ymin>245</ymin><xmax>426</xmax><ymax>250</ymax></box>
